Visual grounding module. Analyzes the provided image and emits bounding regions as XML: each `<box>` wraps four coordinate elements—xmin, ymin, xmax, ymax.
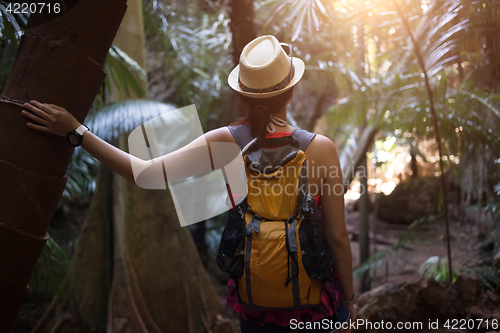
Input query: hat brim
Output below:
<box><xmin>228</xmin><ymin>57</ymin><xmax>305</xmax><ymax>99</ymax></box>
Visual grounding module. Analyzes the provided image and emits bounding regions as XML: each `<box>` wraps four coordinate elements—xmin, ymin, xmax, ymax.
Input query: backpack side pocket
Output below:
<box><xmin>298</xmin><ymin>193</ymin><xmax>332</xmax><ymax>280</ymax></box>
<box><xmin>216</xmin><ymin>202</ymin><xmax>247</xmax><ymax>279</ymax></box>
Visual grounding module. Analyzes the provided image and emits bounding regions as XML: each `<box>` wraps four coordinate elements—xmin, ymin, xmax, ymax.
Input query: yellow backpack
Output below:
<box><xmin>217</xmin><ymin>124</ymin><xmax>333</xmax><ymax>310</ymax></box>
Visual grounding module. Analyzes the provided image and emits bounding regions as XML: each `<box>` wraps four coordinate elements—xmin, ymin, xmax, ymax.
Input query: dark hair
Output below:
<box><xmin>230</xmin><ymin>87</ymin><xmax>294</xmax><ymax>141</ymax></box>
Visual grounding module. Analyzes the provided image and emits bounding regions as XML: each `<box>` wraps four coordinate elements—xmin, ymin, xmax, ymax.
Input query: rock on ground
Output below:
<box><xmin>354</xmin><ymin>276</ymin><xmax>500</xmax><ymax>332</ymax></box>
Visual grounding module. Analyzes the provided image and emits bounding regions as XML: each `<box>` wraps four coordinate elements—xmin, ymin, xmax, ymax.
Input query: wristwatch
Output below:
<box><xmin>67</xmin><ymin>124</ymin><xmax>89</xmax><ymax>147</ymax></box>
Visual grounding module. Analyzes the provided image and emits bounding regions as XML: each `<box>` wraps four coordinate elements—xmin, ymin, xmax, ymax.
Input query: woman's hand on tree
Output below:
<box><xmin>21</xmin><ymin>100</ymin><xmax>81</xmax><ymax>137</ymax></box>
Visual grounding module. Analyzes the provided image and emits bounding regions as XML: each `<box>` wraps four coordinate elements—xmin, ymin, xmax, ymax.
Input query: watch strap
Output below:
<box><xmin>74</xmin><ymin>124</ymin><xmax>89</xmax><ymax>136</ymax></box>
<box><xmin>67</xmin><ymin>124</ymin><xmax>90</xmax><ymax>147</ymax></box>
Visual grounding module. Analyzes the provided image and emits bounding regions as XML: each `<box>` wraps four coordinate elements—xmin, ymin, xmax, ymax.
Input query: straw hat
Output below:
<box><xmin>228</xmin><ymin>35</ymin><xmax>305</xmax><ymax>99</ymax></box>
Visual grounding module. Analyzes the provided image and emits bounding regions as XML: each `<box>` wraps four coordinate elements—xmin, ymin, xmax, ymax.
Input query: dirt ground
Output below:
<box><xmin>344</xmin><ymin>198</ymin><xmax>483</xmax><ymax>289</ymax></box>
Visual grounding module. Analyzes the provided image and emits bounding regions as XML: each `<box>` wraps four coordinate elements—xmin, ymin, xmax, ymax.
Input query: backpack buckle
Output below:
<box><xmin>246</xmin><ymin>214</ymin><xmax>263</xmax><ymax>235</ymax></box>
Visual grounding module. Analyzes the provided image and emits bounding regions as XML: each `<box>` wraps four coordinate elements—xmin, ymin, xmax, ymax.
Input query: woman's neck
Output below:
<box><xmin>270</xmin><ymin>106</ymin><xmax>294</xmax><ymax>132</ymax></box>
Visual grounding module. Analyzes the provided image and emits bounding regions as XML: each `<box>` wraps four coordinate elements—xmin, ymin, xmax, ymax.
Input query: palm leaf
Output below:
<box><xmin>61</xmin><ymin>147</ymin><xmax>98</xmax><ymax>205</ymax></box>
<box><xmin>142</xmin><ymin>0</ymin><xmax>233</xmax><ymax>126</ymax></box>
<box><xmin>0</xmin><ymin>1</ymin><xmax>28</xmax><ymax>89</ymax></box>
<box><xmin>85</xmin><ymin>99</ymin><xmax>179</xmax><ymax>141</ymax></box>
<box><xmin>29</xmin><ymin>231</ymin><xmax>77</xmax><ymax>297</ymax></box>
<box><xmin>261</xmin><ymin>0</ymin><xmax>336</xmax><ymax>41</ymax></box>
<box><xmin>103</xmin><ymin>44</ymin><xmax>147</xmax><ymax>99</ymax></box>
<box><xmin>0</xmin><ymin>1</ymin><xmax>28</xmax><ymax>49</ymax></box>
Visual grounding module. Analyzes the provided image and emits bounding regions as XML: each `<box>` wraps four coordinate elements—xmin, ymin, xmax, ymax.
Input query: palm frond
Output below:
<box><xmin>60</xmin><ymin>147</ymin><xmax>98</xmax><ymax>206</ymax></box>
<box><xmin>29</xmin><ymin>231</ymin><xmax>77</xmax><ymax>298</ymax></box>
<box><xmin>418</xmin><ymin>256</ymin><xmax>459</xmax><ymax>283</ymax></box>
<box><xmin>0</xmin><ymin>1</ymin><xmax>28</xmax><ymax>89</ymax></box>
<box><xmin>0</xmin><ymin>1</ymin><xmax>28</xmax><ymax>47</ymax></box>
<box><xmin>461</xmin><ymin>266</ymin><xmax>500</xmax><ymax>291</ymax></box>
<box><xmin>103</xmin><ymin>44</ymin><xmax>147</xmax><ymax>99</ymax></box>
<box><xmin>142</xmin><ymin>0</ymin><xmax>233</xmax><ymax>127</ymax></box>
<box><xmin>85</xmin><ymin>99</ymin><xmax>179</xmax><ymax>141</ymax></box>
<box><xmin>260</xmin><ymin>0</ymin><xmax>336</xmax><ymax>41</ymax></box>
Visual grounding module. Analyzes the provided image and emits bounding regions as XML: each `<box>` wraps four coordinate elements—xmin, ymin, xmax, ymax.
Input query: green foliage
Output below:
<box><xmin>59</xmin><ymin>147</ymin><xmax>98</xmax><ymax>207</ymax></box>
<box><xmin>28</xmin><ymin>230</ymin><xmax>77</xmax><ymax>298</ymax></box>
<box><xmin>460</xmin><ymin>265</ymin><xmax>500</xmax><ymax>291</ymax></box>
<box><xmin>418</xmin><ymin>256</ymin><xmax>459</xmax><ymax>283</ymax></box>
<box><xmin>85</xmin><ymin>98</ymin><xmax>179</xmax><ymax>141</ymax></box>
<box><xmin>0</xmin><ymin>1</ymin><xmax>27</xmax><ymax>90</ymax></box>
<box><xmin>103</xmin><ymin>44</ymin><xmax>148</xmax><ymax>99</ymax></box>
<box><xmin>260</xmin><ymin>0</ymin><xmax>336</xmax><ymax>42</ymax></box>
<box><xmin>142</xmin><ymin>0</ymin><xmax>233</xmax><ymax>129</ymax></box>
<box><xmin>60</xmin><ymin>99</ymin><xmax>182</xmax><ymax>207</ymax></box>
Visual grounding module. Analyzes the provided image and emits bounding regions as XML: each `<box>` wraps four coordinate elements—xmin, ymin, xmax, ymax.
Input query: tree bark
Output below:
<box><xmin>192</xmin><ymin>221</ymin><xmax>209</xmax><ymax>268</ymax></box>
<box><xmin>108</xmin><ymin>154</ymin><xmax>222</xmax><ymax>332</ymax></box>
<box><xmin>229</xmin><ymin>0</ymin><xmax>257</xmax><ymax>68</ymax></box>
<box><xmin>0</xmin><ymin>1</ymin><xmax>127</xmax><ymax>331</ymax></box>
<box><xmin>229</xmin><ymin>0</ymin><xmax>257</xmax><ymax>119</ymax></box>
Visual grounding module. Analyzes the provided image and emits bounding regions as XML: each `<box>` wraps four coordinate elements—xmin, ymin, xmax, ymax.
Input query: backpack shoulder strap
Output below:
<box><xmin>291</xmin><ymin>128</ymin><xmax>316</xmax><ymax>152</ymax></box>
<box><xmin>228</xmin><ymin>124</ymin><xmax>316</xmax><ymax>152</ymax></box>
<box><xmin>227</xmin><ymin>123</ymin><xmax>254</xmax><ymax>150</ymax></box>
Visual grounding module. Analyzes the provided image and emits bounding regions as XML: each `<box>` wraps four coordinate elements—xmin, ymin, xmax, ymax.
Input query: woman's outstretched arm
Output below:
<box><xmin>21</xmin><ymin>100</ymin><xmax>236</xmax><ymax>186</ymax></box>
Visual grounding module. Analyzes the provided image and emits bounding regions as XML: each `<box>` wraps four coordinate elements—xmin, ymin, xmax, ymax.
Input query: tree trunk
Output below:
<box><xmin>109</xmin><ymin>156</ymin><xmax>223</xmax><ymax>332</ymax></box>
<box><xmin>355</xmin><ymin>21</ymin><xmax>370</xmax><ymax>292</ymax></box>
<box><xmin>0</xmin><ymin>1</ymin><xmax>127</xmax><ymax>331</ymax></box>
<box><xmin>229</xmin><ymin>0</ymin><xmax>257</xmax><ymax>119</ymax></box>
<box><xmin>31</xmin><ymin>166</ymin><xmax>113</xmax><ymax>333</ymax></box>
<box><xmin>192</xmin><ymin>221</ymin><xmax>209</xmax><ymax>268</ymax></box>
<box><xmin>358</xmin><ymin>155</ymin><xmax>370</xmax><ymax>292</ymax></box>
<box><xmin>410</xmin><ymin>148</ymin><xmax>418</xmax><ymax>178</ymax></box>
<box><xmin>229</xmin><ymin>0</ymin><xmax>257</xmax><ymax>68</ymax></box>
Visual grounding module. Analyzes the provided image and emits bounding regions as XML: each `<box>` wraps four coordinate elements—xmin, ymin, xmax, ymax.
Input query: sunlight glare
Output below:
<box><xmin>421</xmin><ymin>0</ymin><xmax>430</xmax><ymax>13</ymax></box>
<box><xmin>381</xmin><ymin>181</ymin><xmax>396</xmax><ymax>195</ymax></box>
